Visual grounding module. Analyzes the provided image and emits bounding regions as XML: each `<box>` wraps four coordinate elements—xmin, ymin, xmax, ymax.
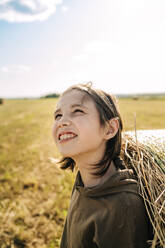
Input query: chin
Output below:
<box><xmin>60</xmin><ymin>150</ymin><xmax>76</xmax><ymax>158</ymax></box>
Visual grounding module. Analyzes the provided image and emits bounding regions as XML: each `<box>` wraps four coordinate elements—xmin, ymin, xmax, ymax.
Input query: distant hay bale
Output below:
<box><xmin>122</xmin><ymin>130</ymin><xmax>165</xmax><ymax>248</ymax></box>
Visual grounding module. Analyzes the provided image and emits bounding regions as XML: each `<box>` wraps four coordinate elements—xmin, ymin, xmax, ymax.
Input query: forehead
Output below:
<box><xmin>56</xmin><ymin>89</ymin><xmax>94</xmax><ymax>109</ymax></box>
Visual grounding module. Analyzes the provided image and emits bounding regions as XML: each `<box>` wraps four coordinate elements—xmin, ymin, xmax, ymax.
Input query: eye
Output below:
<box><xmin>54</xmin><ymin>113</ymin><xmax>62</xmax><ymax>120</ymax></box>
<box><xmin>73</xmin><ymin>109</ymin><xmax>84</xmax><ymax>113</ymax></box>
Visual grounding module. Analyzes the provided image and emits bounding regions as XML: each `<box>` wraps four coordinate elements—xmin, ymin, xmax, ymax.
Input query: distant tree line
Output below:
<box><xmin>41</xmin><ymin>93</ymin><xmax>60</xmax><ymax>99</ymax></box>
<box><xmin>0</xmin><ymin>98</ymin><xmax>3</xmax><ymax>104</ymax></box>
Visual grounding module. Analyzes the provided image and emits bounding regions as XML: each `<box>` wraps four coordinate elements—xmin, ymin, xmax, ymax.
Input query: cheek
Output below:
<box><xmin>52</xmin><ymin>123</ymin><xmax>57</xmax><ymax>141</ymax></box>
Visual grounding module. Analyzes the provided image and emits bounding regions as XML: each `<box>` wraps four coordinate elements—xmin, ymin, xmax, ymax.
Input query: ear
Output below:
<box><xmin>104</xmin><ymin>118</ymin><xmax>119</xmax><ymax>140</ymax></box>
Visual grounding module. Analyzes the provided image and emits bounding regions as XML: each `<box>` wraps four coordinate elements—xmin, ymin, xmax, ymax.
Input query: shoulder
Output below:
<box><xmin>115</xmin><ymin>191</ymin><xmax>146</xmax><ymax>219</ymax></box>
<box><xmin>94</xmin><ymin>189</ymin><xmax>147</xmax><ymax>225</ymax></box>
<box><xmin>94</xmin><ymin>191</ymin><xmax>151</xmax><ymax>248</ymax></box>
<box><xmin>94</xmin><ymin>189</ymin><xmax>149</xmax><ymax>229</ymax></box>
<box><xmin>107</xmin><ymin>187</ymin><xmax>146</xmax><ymax>214</ymax></box>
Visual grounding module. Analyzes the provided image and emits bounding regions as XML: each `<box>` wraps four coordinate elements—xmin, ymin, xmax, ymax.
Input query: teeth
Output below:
<box><xmin>59</xmin><ymin>133</ymin><xmax>76</xmax><ymax>141</ymax></box>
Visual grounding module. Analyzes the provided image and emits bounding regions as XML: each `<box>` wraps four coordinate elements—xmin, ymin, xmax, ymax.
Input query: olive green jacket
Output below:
<box><xmin>60</xmin><ymin>169</ymin><xmax>151</xmax><ymax>248</ymax></box>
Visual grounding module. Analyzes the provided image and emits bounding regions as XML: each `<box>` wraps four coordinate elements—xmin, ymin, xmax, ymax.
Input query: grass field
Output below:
<box><xmin>0</xmin><ymin>97</ymin><xmax>165</xmax><ymax>247</ymax></box>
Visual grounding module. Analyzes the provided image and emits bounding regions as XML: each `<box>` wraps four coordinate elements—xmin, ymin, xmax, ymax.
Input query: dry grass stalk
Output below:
<box><xmin>121</xmin><ymin>131</ymin><xmax>165</xmax><ymax>248</ymax></box>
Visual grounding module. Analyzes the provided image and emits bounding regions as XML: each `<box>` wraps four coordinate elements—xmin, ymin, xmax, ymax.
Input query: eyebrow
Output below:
<box><xmin>54</xmin><ymin>103</ymin><xmax>86</xmax><ymax>115</ymax></box>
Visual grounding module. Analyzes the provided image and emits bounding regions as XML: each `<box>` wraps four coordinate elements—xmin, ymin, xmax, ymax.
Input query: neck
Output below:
<box><xmin>77</xmin><ymin>160</ymin><xmax>117</xmax><ymax>188</ymax></box>
<box><xmin>72</xmin><ymin>143</ymin><xmax>117</xmax><ymax>187</ymax></box>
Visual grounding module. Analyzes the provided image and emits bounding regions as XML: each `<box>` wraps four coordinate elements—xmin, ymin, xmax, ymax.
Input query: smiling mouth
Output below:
<box><xmin>59</xmin><ymin>133</ymin><xmax>77</xmax><ymax>142</ymax></box>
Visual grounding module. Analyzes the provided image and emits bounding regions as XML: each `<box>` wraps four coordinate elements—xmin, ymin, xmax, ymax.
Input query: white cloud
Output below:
<box><xmin>0</xmin><ymin>0</ymin><xmax>12</xmax><ymax>5</ymax></box>
<box><xmin>0</xmin><ymin>0</ymin><xmax>62</xmax><ymax>22</ymax></box>
<box><xmin>20</xmin><ymin>0</ymin><xmax>37</xmax><ymax>10</ymax></box>
<box><xmin>61</xmin><ymin>5</ymin><xmax>69</xmax><ymax>13</ymax></box>
<box><xmin>1</xmin><ymin>65</ymin><xmax>31</xmax><ymax>73</ymax></box>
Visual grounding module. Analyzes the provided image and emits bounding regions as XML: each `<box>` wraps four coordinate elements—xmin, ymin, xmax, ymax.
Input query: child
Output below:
<box><xmin>52</xmin><ymin>83</ymin><xmax>151</xmax><ymax>248</ymax></box>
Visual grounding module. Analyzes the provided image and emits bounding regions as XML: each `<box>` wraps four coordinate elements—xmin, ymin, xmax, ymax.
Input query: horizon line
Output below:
<box><xmin>1</xmin><ymin>92</ymin><xmax>165</xmax><ymax>99</ymax></box>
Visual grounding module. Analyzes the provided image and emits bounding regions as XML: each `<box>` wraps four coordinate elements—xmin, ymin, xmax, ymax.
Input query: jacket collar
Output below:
<box><xmin>74</xmin><ymin>169</ymin><xmax>139</xmax><ymax>197</ymax></box>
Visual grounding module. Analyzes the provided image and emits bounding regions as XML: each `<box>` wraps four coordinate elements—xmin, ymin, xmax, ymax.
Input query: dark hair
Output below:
<box><xmin>58</xmin><ymin>82</ymin><xmax>125</xmax><ymax>176</ymax></box>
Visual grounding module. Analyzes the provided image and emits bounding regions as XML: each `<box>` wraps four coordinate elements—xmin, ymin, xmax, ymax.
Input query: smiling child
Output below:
<box><xmin>52</xmin><ymin>83</ymin><xmax>152</xmax><ymax>248</ymax></box>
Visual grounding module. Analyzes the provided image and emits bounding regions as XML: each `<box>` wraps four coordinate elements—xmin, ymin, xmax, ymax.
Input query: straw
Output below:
<box><xmin>121</xmin><ymin>130</ymin><xmax>165</xmax><ymax>248</ymax></box>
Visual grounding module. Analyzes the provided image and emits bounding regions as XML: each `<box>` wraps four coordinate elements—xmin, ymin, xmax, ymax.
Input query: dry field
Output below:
<box><xmin>0</xmin><ymin>97</ymin><xmax>165</xmax><ymax>247</ymax></box>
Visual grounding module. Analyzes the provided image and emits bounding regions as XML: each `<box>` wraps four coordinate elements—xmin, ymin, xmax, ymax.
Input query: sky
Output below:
<box><xmin>0</xmin><ymin>0</ymin><xmax>165</xmax><ymax>98</ymax></box>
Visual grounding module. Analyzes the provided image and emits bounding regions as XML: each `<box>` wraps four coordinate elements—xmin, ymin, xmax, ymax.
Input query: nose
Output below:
<box><xmin>58</xmin><ymin>116</ymin><xmax>71</xmax><ymax>128</ymax></box>
<box><xmin>52</xmin><ymin>115</ymin><xmax>71</xmax><ymax>143</ymax></box>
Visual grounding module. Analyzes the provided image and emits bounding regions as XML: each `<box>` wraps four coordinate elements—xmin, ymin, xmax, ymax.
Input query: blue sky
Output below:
<box><xmin>0</xmin><ymin>0</ymin><xmax>165</xmax><ymax>98</ymax></box>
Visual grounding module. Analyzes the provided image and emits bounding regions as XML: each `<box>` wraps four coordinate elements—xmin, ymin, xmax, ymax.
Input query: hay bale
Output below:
<box><xmin>122</xmin><ymin>130</ymin><xmax>165</xmax><ymax>248</ymax></box>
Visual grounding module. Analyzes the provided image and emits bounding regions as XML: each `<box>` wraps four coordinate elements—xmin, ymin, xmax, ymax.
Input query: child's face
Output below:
<box><xmin>52</xmin><ymin>89</ymin><xmax>108</xmax><ymax>161</ymax></box>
